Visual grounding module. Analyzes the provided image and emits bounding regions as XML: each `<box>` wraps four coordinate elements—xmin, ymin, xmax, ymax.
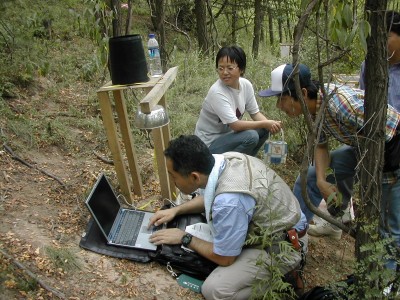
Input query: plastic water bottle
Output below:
<box><xmin>147</xmin><ymin>33</ymin><xmax>163</xmax><ymax>77</ymax></box>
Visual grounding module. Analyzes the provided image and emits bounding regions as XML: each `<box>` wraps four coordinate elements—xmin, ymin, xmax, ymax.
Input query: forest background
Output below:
<box><xmin>0</xmin><ymin>0</ymin><xmax>399</xmax><ymax>299</ymax></box>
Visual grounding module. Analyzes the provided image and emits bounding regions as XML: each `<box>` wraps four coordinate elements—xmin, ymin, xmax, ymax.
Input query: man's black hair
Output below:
<box><xmin>281</xmin><ymin>80</ymin><xmax>321</xmax><ymax>101</ymax></box>
<box><xmin>164</xmin><ymin>135</ymin><xmax>215</xmax><ymax>177</ymax></box>
<box><xmin>387</xmin><ymin>10</ymin><xmax>400</xmax><ymax>36</ymax></box>
<box><xmin>215</xmin><ymin>45</ymin><xmax>246</xmax><ymax>74</ymax></box>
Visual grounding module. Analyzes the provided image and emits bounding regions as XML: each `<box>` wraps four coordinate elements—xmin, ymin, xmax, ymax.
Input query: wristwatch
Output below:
<box><xmin>181</xmin><ymin>233</ymin><xmax>193</xmax><ymax>247</ymax></box>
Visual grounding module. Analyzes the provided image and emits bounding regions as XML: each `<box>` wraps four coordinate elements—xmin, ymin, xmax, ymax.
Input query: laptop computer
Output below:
<box><xmin>85</xmin><ymin>173</ymin><xmax>159</xmax><ymax>251</ymax></box>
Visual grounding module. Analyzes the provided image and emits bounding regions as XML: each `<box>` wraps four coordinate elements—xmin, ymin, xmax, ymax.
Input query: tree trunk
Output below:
<box><xmin>266</xmin><ymin>2</ymin><xmax>274</xmax><ymax>46</ymax></box>
<box><xmin>276</xmin><ymin>4</ymin><xmax>282</xmax><ymax>44</ymax></box>
<box><xmin>149</xmin><ymin>0</ymin><xmax>166</xmax><ymax>72</ymax></box>
<box><xmin>252</xmin><ymin>0</ymin><xmax>264</xmax><ymax>58</ymax></box>
<box><xmin>231</xmin><ymin>0</ymin><xmax>238</xmax><ymax>44</ymax></box>
<box><xmin>110</xmin><ymin>0</ymin><xmax>122</xmax><ymax>37</ymax></box>
<box><xmin>124</xmin><ymin>0</ymin><xmax>134</xmax><ymax>35</ymax></box>
<box><xmin>355</xmin><ymin>1</ymin><xmax>388</xmax><ymax>297</ymax></box>
<box><xmin>284</xmin><ymin>3</ymin><xmax>291</xmax><ymax>41</ymax></box>
<box><xmin>194</xmin><ymin>0</ymin><xmax>209</xmax><ymax>55</ymax></box>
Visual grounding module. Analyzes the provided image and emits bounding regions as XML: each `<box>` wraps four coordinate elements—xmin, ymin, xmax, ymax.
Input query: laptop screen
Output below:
<box><xmin>86</xmin><ymin>174</ymin><xmax>120</xmax><ymax>237</ymax></box>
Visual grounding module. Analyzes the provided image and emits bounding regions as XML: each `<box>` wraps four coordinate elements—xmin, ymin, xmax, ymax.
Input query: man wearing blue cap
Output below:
<box><xmin>260</xmin><ymin>64</ymin><xmax>355</xmax><ymax>240</ymax></box>
<box><xmin>259</xmin><ymin>63</ymin><xmax>400</xmax><ymax>271</ymax></box>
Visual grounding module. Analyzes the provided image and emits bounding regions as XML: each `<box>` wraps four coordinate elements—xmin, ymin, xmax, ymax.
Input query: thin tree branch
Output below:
<box><xmin>3</xmin><ymin>143</ymin><xmax>67</xmax><ymax>189</ymax></box>
<box><xmin>0</xmin><ymin>249</ymin><xmax>67</xmax><ymax>299</ymax></box>
<box><xmin>92</xmin><ymin>150</ymin><xmax>114</xmax><ymax>165</ymax></box>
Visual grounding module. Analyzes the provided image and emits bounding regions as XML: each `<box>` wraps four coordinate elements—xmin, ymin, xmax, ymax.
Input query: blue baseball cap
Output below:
<box><xmin>258</xmin><ymin>64</ymin><xmax>312</xmax><ymax>97</ymax></box>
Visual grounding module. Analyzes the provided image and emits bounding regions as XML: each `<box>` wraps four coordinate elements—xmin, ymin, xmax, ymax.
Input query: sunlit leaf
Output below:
<box><xmin>342</xmin><ymin>4</ymin><xmax>353</xmax><ymax>28</ymax></box>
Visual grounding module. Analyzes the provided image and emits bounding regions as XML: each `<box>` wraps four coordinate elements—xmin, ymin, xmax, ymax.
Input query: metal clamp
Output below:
<box><xmin>166</xmin><ymin>262</ymin><xmax>178</xmax><ymax>278</ymax></box>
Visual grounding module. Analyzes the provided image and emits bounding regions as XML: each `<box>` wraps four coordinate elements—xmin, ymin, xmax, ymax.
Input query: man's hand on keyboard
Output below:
<box><xmin>149</xmin><ymin>228</ymin><xmax>185</xmax><ymax>245</ymax></box>
<box><xmin>148</xmin><ymin>206</ymin><xmax>177</xmax><ymax>228</ymax></box>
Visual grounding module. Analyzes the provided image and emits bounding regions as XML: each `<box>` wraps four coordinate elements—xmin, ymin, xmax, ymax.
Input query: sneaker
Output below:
<box><xmin>308</xmin><ymin>220</ymin><xmax>342</xmax><ymax>241</ymax></box>
<box><xmin>340</xmin><ymin>198</ymin><xmax>355</xmax><ymax>224</ymax></box>
<box><xmin>316</xmin><ymin>198</ymin><xmax>355</xmax><ymax>225</ymax></box>
<box><xmin>383</xmin><ymin>283</ymin><xmax>400</xmax><ymax>296</ymax></box>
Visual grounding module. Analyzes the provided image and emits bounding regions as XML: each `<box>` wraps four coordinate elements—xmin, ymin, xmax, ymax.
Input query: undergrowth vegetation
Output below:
<box><xmin>0</xmin><ymin>0</ymin><xmax>371</xmax><ymax>298</ymax></box>
<box><xmin>1</xmin><ymin>0</ymin><xmax>363</xmax><ymax>161</ymax></box>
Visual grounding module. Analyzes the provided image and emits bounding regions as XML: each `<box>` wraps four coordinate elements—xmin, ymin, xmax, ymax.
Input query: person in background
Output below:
<box><xmin>259</xmin><ymin>63</ymin><xmax>400</xmax><ymax>271</ymax></box>
<box><xmin>195</xmin><ymin>45</ymin><xmax>282</xmax><ymax>157</ymax></box>
<box><xmin>359</xmin><ymin>10</ymin><xmax>400</xmax><ymax>112</ymax></box>
<box><xmin>149</xmin><ymin>135</ymin><xmax>308</xmax><ymax>299</ymax></box>
<box><xmin>306</xmin><ymin>9</ymin><xmax>400</xmax><ymax>240</ymax></box>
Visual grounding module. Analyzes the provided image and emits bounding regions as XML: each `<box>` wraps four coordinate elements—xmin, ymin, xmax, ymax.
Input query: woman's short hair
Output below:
<box><xmin>215</xmin><ymin>45</ymin><xmax>246</xmax><ymax>74</ymax></box>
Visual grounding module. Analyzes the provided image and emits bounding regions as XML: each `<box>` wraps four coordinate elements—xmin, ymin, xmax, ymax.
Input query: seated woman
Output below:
<box><xmin>195</xmin><ymin>45</ymin><xmax>281</xmax><ymax>156</ymax></box>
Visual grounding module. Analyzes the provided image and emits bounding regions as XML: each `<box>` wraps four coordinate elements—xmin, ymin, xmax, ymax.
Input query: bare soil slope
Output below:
<box><xmin>0</xmin><ymin>80</ymin><xmax>355</xmax><ymax>299</ymax></box>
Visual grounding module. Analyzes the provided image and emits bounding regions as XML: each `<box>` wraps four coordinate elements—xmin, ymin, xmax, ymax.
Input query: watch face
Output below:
<box><xmin>182</xmin><ymin>234</ymin><xmax>192</xmax><ymax>247</ymax></box>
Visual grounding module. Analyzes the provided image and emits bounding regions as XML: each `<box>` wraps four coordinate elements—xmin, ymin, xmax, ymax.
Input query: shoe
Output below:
<box><xmin>383</xmin><ymin>283</ymin><xmax>400</xmax><ymax>296</ymax></box>
<box><xmin>308</xmin><ymin>220</ymin><xmax>342</xmax><ymax>241</ymax></box>
<box><xmin>340</xmin><ymin>198</ymin><xmax>355</xmax><ymax>224</ymax></box>
<box><xmin>316</xmin><ymin>198</ymin><xmax>355</xmax><ymax>224</ymax></box>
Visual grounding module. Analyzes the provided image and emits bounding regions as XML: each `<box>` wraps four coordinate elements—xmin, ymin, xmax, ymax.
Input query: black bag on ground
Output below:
<box><xmin>298</xmin><ymin>274</ymin><xmax>354</xmax><ymax>300</ymax></box>
<box><xmin>148</xmin><ymin>210</ymin><xmax>217</xmax><ymax>280</ymax></box>
<box><xmin>79</xmin><ymin>217</ymin><xmax>151</xmax><ymax>263</ymax></box>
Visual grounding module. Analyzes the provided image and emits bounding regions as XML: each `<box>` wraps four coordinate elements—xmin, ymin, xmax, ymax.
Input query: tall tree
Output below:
<box><xmin>110</xmin><ymin>0</ymin><xmax>122</xmax><ymax>36</ymax></box>
<box><xmin>148</xmin><ymin>0</ymin><xmax>166</xmax><ymax>72</ymax></box>
<box><xmin>266</xmin><ymin>0</ymin><xmax>274</xmax><ymax>46</ymax></box>
<box><xmin>252</xmin><ymin>0</ymin><xmax>264</xmax><ymax>58</ymax></box>
<box><xmin>194</xmin><ymin>0</ymin><xmax>210</xmax><ymax>55</ymax></box>
<box><xmin>231</xmin><ymin>0</ymin><xmax>239</xmax><ymax>44</ymax></box>
<box><xmin>355</xmin><ymin>1</ymin><xmax>389</xmax><ymax>297</ymax></box>
<box><xmin>275</xmin><ymin>0</ymin><xmax>283</xmax><ymax>43</ymax></box>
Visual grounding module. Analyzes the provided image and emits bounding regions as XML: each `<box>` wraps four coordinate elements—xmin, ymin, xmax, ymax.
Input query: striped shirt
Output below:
<box><xmin>317</xmin><ymin>84</ymin><xmax>400</xmax><ymax>183</ymax></box>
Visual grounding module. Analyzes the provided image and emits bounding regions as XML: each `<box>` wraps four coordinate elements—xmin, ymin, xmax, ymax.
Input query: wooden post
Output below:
<box><xmin>97</xmin><ymin>91</ymin><xmax>133</xmax><ymax>203</ymax></box>
<box><xmin>96</xmin><ymin>66</ymin><xmax>178</xmax><ymax>203</ymax></box>
<box><xmin>140</xmin><ymin>67</ymin><xmax>178</xmax><ymax>200</ymax></box>
<box><xmin>113</xmin><ymin>90</ymin><xmax>144</xmax><ymax>196</ymax></box>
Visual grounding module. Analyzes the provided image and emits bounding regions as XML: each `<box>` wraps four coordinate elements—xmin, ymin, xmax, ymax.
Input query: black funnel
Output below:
<box><xmin>109</xmin><ymin>34</ymin><xmax>149</xmax><ymax>85</ymax></box>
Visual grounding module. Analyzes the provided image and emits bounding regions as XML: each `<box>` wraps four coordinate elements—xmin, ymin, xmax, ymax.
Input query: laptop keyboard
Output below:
<box><xmin>113</xmin><ymin>210</ymin><xmax>145</xmax><ymax>245</ymax></box>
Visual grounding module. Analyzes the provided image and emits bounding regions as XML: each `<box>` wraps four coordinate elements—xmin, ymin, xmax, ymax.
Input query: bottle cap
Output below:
<box><xmin>149</xmin><ymin>33</ymin><xmax>155</xmax><ymax>38</ymax></box>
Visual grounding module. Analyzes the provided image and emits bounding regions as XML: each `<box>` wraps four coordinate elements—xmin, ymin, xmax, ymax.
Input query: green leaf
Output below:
<box><xmin>359</xmin><ymin>19</ymin><xmax>371</xmax><ymax>52</ymax></box>
<box><xmin>336</xmin><ymin>28</ymin><xmax>346</xmax><ymax>47</ymax></box>
<box><xmin>344</xmin><ymin>25</ymin><xmax>357</xmax><ymax>48</ymax></box>
<box><xmin>342</xmin><ymin>4</ymin><xmax>353</xmax><ymax>29</ymax></box>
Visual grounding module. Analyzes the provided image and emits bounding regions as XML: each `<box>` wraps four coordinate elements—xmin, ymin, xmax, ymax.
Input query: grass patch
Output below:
<box><xmin>45</xmin><ymin>246</ymin><xmax>81</xmax><ymax>272</ymax></box>
<box><xmin>0</xmin><ymin>257</ymin><xmax>39</xmax><ymax>295</ymax></box>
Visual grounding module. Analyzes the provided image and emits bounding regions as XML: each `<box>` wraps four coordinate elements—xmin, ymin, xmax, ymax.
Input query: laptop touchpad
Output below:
<box><xmin>141</xmin><ymin>226</ymin><xmax>152</xmax><ymax>234</ymax></box>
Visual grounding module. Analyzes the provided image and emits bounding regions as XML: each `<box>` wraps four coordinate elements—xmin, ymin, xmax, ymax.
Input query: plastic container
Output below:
<box><xmin>108</xmin><ymin>34</ymin><xmax>149</xmax><ymax>85</ymax></box>
<box><xmin>147</xmin><ymin>33</ymin><xmax>163</xmax><ymax>77</ymax></box>
<box><xmin>264</xmin><ymin>129</ymin><xmax>288</xmax><ymax>164</ymax></box>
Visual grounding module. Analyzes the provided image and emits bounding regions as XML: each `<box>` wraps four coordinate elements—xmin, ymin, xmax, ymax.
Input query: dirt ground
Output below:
<box><xmin>0</xmin><ymin>82</ymin><xmax>355</xmax><ymax>299</ymax></box>
<box><xmin>0</xmin><ymin>147</ymin><xmax>356</xmax><ymax>300</ymax></box>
